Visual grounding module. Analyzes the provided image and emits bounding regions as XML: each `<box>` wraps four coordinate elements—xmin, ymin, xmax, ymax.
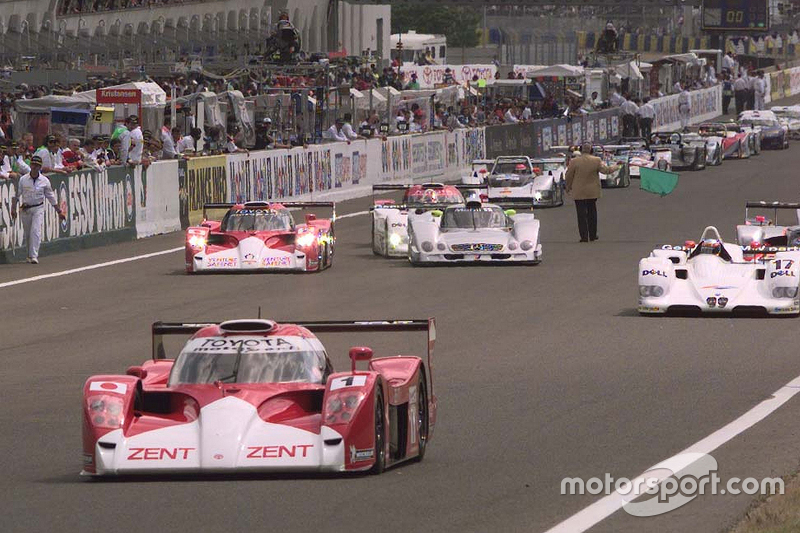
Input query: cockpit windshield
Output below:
<box><xmin>741</xmin><ymin>119</ymin><xmax>780</xmax><ymax>128</ymax></box>
<box><xmin>492</xmin><ymin>161</ymin><xmax>532</xmax><ymax>175</ymax></box>
<box><xmin>221</xmin><ymin>209</ymin><xmax>294</xmax><ymax>232</ymax></box>
<box><xmin>168</xmin><ymin>336</ymin><xmax>328</xmax><ymax>385</ymax></box>
<box><xmin>404</xmin><ymin>187</ymin><xmax>464</xmax><ymax>208</ymax></box>
<box><xmin>441</xmin><ymin>206</ymin><xmax>510</xmax><ymax>230</ymax></box>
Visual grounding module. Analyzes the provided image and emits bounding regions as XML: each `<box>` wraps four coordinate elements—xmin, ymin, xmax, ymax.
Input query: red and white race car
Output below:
<box><xmin>82</xmin><ymin>318</ymin><xmax>436</xmax><ymax>476</ymax></box>
<box><xmin>185</xmin><ymin>201</ymin><xmax>335</xmax><ymax>273</ymax></box>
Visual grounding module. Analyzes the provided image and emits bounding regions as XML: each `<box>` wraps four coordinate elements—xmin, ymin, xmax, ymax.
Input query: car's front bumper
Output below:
<box><xmin>638</xmin><ymin>295</ymin><xmax>800</xmax><ymax>315</ymax></box>
<box><xmin>411</xmin><ymin>245</ymin><xmax>542</xmax><ymax>264</ymax></box>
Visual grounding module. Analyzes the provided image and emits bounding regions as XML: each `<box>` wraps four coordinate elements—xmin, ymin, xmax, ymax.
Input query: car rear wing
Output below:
<box><xmin>152</xmin><ymin>318</ymin><xmax>437</xmax><ymax>394</ymax></box>
<box><xmin>202</xmin><ymin>201</ymin><xmax>335</xmax><ymax>226</ymax></box>
<box><xmin>745</xmin><ymin>202</ymin><xmax>800</xmax><ymax>226</ymax></box>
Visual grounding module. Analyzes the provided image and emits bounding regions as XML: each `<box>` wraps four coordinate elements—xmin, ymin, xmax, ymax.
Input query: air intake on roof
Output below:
<box><xmin>219</xmin><ymin>319</ymin><xmax>277</xmax><ymax>333</ymax></box>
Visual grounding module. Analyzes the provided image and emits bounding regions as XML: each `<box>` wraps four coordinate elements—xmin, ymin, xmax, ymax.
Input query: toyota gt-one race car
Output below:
<box><xmin>462</xmin><ymin>156</ymin><xmax>564</xmax><ymax>208</ymax></box>
<box><xmin>649</xmin><ymin>132</ymin><xmax>707</xmax><ymax>170</ymax></box>
<box><xmin>185</xmin><ymin>201</ymin><xmax>335</xmax><ymax>273</ymax></box>
<box><xmin>371</xmin><ymin>183</ymin><xmax>465</xmax><ymax>257</ymax></box>
<box><xmin>770</xmin><ymin>106</ymin><xmax>800</xmax><ymax>139</ymax></box>
<box><xmin>736</xmin><ymin>201</ymin><xmax>800</xmax><ymax>247</ymax></box>
<box><xmin>82</xmin><ymin>318</ymin><xmax>436</xmax><ymax>476</ymax></box>
<box><xmin>638</xmin><ymin>226</ymin><xmax>800</xmax><ymax>316</ymax></box>
<box><xmin>738</xmin><ymin>110</ymin><xmax>789</xmax><ymax>150</ymax></box>
<box><xmin>408</xmin><ymin>199</ymin><xmax>542</xmax><ymax>265</ymax></box>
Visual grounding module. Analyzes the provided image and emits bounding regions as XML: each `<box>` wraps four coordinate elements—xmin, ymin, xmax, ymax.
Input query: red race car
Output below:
<box><xmin>185</xmin><ymin>201</ymin><xmax>335</xmax><ymax>273</ymax></box>
<box><xmin>82</xmin><ymin>318</ymin><xmax>436</xmax><ymax>476</ymax></box>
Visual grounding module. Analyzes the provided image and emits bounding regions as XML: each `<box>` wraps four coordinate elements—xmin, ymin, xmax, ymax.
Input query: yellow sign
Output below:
<box><xmin>92</xmin><ymin>106</ymin><xmax>115</xmax><ymax>123</ymax></box>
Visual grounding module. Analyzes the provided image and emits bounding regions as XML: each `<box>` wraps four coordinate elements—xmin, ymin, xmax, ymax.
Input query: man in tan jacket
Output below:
<box><xmin>565</xmin><ymin>142</ymin><xmax>620</xmax><ymax>242</ymax></box>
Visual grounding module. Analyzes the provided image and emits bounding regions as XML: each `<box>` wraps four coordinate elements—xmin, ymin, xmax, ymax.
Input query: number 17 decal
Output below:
<box><xmin>774</xmin><ymin>259</ymin><xmax>795</xmax><ymax>270</ymax></box>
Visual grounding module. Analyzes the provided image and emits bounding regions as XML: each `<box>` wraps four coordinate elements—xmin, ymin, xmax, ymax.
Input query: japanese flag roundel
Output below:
<box><xmin>89</xmin><ymin>381</ymin><xmax>127</xmax><ymax>394</ymax></box>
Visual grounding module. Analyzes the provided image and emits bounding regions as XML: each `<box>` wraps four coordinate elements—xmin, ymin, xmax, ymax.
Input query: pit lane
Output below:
<box><xmin>4</xmin><ymin>107</ymin><xmax>800</xmax><ymax>533</ymax></box>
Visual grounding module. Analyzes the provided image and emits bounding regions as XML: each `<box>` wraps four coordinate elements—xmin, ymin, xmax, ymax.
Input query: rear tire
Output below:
<box><xmin>414</xmin><ymin>369</ymin><xmax>430</xmax><ymax>462</ymax></box>
<box><xmin>369</xmin><ymin>387</ymin><xmax>386</xmax><ymax>475</ymax></box>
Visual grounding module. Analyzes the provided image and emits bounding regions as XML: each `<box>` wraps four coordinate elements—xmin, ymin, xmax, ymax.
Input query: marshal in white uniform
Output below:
<box><xmin>11</xmin><ymin>156</ymin><xmax>65</xmax><ymax>263</ymax></box>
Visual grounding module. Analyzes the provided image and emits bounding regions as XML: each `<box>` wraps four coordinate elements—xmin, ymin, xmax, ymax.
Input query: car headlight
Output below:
<box><xmin>508</xmin><ymin>242</ymin><xmax>518</xmax><ymax>251</ymax></box>
<box><xmin>773</xmin><ymin>286</ymin><xmax>799</xmax><ymax>298</ymax></box>
<box><xmin>296</xmin><ymin>233</ymin><xmax>316</xmax><ymax>247</ymax></box>
<box><xmin>188</xmin><ymin>235</ymin><xmax>206</xmax><ymax>248</ymax></box>
<box><xmin>389</xmin><ymin>233</ymin><xmax>402</xmax><ymax>248</ymax></box>
<box><xmin>421</xmin><ymin>241</ymin><xmax>434</xmax><ymax>252</ymax></box>
<box><xmin>533</xmin><ymin>191</ymin><xmax>543</xmax><ymax>201</ymax></box>
<box><xmin>639</xmin><ymin>285</ymin><xmax>664</xmax><ymax>297</ymax></box>
<box><xmin>520</xmin><ymin>240</ymin><xmax>533</xmax><ymax>251</ymax></box>
<box><xmin>436</xmin><ymin>242</ymin><xmax>446</xmax><ymax>251</ymax></box>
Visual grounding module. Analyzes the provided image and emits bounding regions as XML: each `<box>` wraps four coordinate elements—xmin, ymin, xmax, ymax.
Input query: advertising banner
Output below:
<box><xmin>0</xmin><ymin>167</ymin><xmax>136</xmax><ymax>262</ymax></box>
<box><xmin>182</xmin><ymin>155</ymin><xmax>227</xmax><ymax>226</ymax></box>
<box><xmin>397</xmin><ymin>65</ymin><xmax>497</xmax><ymax>89</ymax></box>
<box><xmin>130</xmin><ymin>160</ymin><xmax>182</xmax><ymax>238</ymax></box>
<box><xmin>651</xmin><ymin>85</ymin><xmax>721</xmax><ymax>132</ymax></box>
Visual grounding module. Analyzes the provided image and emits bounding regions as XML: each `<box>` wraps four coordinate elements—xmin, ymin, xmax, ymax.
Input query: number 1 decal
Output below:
<box><xmin>330</xmin><ymin>375</ymin><xmax>367</xmax><ymax>390</ymax></box>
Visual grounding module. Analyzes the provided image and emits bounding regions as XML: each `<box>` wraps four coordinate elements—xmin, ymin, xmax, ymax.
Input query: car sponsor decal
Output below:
<box><xmin>183</xmin><ymin>336</ymin><xmax>297</xmax><ymax>353</ymax></box>
<box><xmin>243</xmin><ymin>252</ymin><xmax>257</xmax><ymax>265</ymax></box>
<box><xmin>246</xmin><ymin>445</ymin><xmax>313</xmax><ymax>459</ymax></box>
<box><xmin>642</xmin><ymin>269</ymin><xmax>668</xmax><ymax>277</ymax></box>
<box><xmin>349</xmin><ymin>445</ymin><xmax>374</xmax><ymax>462</ymax></box>
<box><xmin>330</xmin><ymin>375</ymin><xmax>367</xmax><ymax>391</ymax></box>
<box><xmin>207</xmin><ymin>257</ymin><xmax>237</xmax><ymax>268</ymax></box>
<box><xmin>89</xmin><ymin>381</ymin><xmax>127</xmax><ymax>394</ymax></box>
<box><xmin>700</xmin><ymin>285</ymin><xmax>737</xmax><ymax>290</ymax></box>
<box><xmin>261</xmin><ymin>256</ymin><xmax>291</xmax><ymax>267</ymax></box>
<box><xmin>127</xmin><ymin>447</ymin><xmax>195</xmax><ymax>460</ymax></box>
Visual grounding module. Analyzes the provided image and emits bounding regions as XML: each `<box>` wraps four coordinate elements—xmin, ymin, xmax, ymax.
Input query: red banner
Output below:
<box><xmin>97</xmin><ymin>88</ymin><xmax>141</xmax><ymax>104</ymax></box>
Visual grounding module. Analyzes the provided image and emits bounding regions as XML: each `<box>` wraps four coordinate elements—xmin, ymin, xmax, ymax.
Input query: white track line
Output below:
<box><xmin>544</xmin><ymin>375</ymin><xmax>800</xmax><ymax>533</ymax></box>
<box><xmin>0</xmin><ymin>210</ymin><xmax>370</xmax><ymax>289</ymax></box>
<box><xmin>337</xmin><ymin>210</ymin><xmax>369</xmax><ymax>220</ymax></box>
<box><xmin>0</xmin><ymin>247</ymin><xmax>184</xmax><ymax>289</ymax></box>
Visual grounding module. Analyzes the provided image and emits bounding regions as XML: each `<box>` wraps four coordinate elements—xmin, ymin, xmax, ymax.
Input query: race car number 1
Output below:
<box><xmin>330</xmin><ymin>375</ymin><xmax>367</xmax><ymax>390</ymax></box>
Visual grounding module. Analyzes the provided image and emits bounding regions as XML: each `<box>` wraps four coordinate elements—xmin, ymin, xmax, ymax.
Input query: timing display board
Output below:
<box><xmin>701</xmin><ymin>0</ymin><xmax>769</xmax><ymax>31</ymax></box>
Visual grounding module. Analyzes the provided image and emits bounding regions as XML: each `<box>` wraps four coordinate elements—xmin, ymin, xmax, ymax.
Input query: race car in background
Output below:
<box><xmin>82</xmin><ymin>317</ymin><xmax>436</xmax><ymax>475</ymax></box>
<box><xmin>593</xmin><ymin>144</ymin><xmax>632</xmax><ymax>188</ymax></box>
<box><xmin>408</xmin><ymin>199</ymin><xmax>542</xmax><ymax>265</ymax></box>
<box><xmin>638</xmin><ymin>226</ymin><xmax>800</xmax><ymax>316</ymax></box>
<box><xmin>371</xmin><ymin>183</ymin><xmax>465</xmax><ymax>257</ymax></box>
<box><xmin>462</xmin><ymin>155</ymin><xmax>564</xmax><ymax>208</ymax></box>
<box><xmin>695</xmin><ymin>122</ymin><xmax>757</xmax><ymax>160</ymax></box>
<box><xmin>738</xmin><ymin>110</ymin><xmax>789</xmax><ymax>150</ymax></box>
<box><xmin>736</xmin><ymin>201</ymin><xmax>800</xmax><ymax>247</ymax></box>
<box><xmin>648</xmin><ymin>132</ymin><xmax>707</xmax><ymax>171</ymax></box>
<box><xmin>185</xmin><ymin>201</ymin><xmax>335</xmax><ymax>273</ymax></box>
<box><xmin>770</xmin><ymin>105</ymin><xmax>800</xmax><ymax>139</ymax></box>
<box><xmin>681</xmin><ymin>126</ymin><xmax>725</xmax><ymax>166</ymax></box>
<box><xmin>627</xmin><ymin>146</ymin><xmax>673</xmax><ymax>177</ymax></box>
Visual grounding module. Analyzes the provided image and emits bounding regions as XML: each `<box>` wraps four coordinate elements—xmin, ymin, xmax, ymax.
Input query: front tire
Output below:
<box><xmin>369</xmin><ymin>387</ymin><xmax>386</xmax><ymax>475</ymax></box>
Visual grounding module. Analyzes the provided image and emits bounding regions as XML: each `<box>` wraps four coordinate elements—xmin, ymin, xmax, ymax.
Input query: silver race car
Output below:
<box><xmin>649</xmin><ymin>132</ymin><xmax>707</xmax><ymax>171</ymax></box>
<box><xmin>462</xmin><ymin>156</ymin><xmax>564</xmax><ymax>208</ymax></box>
<box><xmin>408</xmin><ymin>200</ymin><xmax>542</xmax><ymax>265</ymax></box>
<box><xmin>736</xmin><ymin>201</ymin><xmax>800</xmax><ymax>247</ymax></box>
<box><xmin>771</xmin><ymin>106</ymin><xmax>800</xmax><ymax>139</ymax></box>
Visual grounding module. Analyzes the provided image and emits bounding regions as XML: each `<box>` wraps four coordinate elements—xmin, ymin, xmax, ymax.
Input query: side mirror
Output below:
<box><xmin>430</xmin><ymin>210</ymin><xmax>443</xmax><ymax>218</ymax></box>
<box><xmin>126</xmin><ymin>366</ymin><xmax>148</xmax><ymax>379</ymax></box>
<box><xmin>349</xmin><ymin>346</ymin><xmax>373</xmax><ymax>372</ymax></box>
<box><xmin>504</xmin><ymin>209</ymin><xmax>517</xmax><ymax>217</ymax></box>
<box><xmin>548</xmin><ymin>170</ymin><xmax>553</xmax><ymax>176</ymax></box>
<box><xmin>305</xmin><ymin>213</ymin><xmax>317</xmax><ymax>224</ymax></box>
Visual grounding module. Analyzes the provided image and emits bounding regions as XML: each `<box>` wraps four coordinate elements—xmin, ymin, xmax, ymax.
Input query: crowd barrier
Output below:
<box><xmin>0</xmin><ymin>128</ymin><xmax>486</xmax><ymax>260</ymax></box>
<box><xmin>483</xmin><ymin>86</ymin><xmax>722</xmax><ymax>159</ymax></box>
<box><xmin>765</xmin><ymin>65</ymin><xmax>800</xmax><ymax>104</ymax></box>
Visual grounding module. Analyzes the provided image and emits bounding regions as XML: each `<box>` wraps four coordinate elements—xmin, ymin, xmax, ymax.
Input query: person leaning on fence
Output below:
<box><xmin>34</xmin><ymin>135</ymin><xmax>67</xmax><ymax>175</ymax></box>
<box><xmin>9</xmin><ymin>155</ymin><xmax>66</xmax><ymax>264</ymax></box>
<box><xmin>324</xmin><ymin>118</ymin><xmax>348</xmax><ymax>142</ymax></box>
<box><xmin>565</xmin><ymin>142</ymin><xmax>620</xmax><ymax>243</ymax></box>
<box><xmin>1</xmin><ymin>142</ymin><xmax>20</xmax><ymax>180</ymax></box>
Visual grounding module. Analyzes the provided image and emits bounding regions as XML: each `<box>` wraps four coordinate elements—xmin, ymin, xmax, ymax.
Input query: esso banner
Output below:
<box><xmin>398</xmin><ymin>65</ymin><xmax>496</xmax><ymax>89</ymax></box>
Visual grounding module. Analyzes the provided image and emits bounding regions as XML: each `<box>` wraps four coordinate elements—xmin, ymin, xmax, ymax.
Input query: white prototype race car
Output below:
<box><xmin>462</xmin><ymin>156</ymin><xmax>565</xmax><ymax>208</ymax></box>
<box><xmin>408</xmin><ymin>199</ymin><xmax>542</xmax><ymax>265</ymax></box>
<box><xmin>736</xmin><ymin>201</ymin><xmax>800</xmax><ymax>247</ymax></box>
<box><xmin>770</xmin><ymin>106</ymin><xmax>800</xmax><ymax>139</ymax></box>
<box><xmin>638</xmin><ymin>226</ymin><xmax>800</xmax><ymax>316</ymax></box>
<box><xmin>371</xmin><ymin>183</ymin><xmax>466</xmax><ymax>257</ymax></box>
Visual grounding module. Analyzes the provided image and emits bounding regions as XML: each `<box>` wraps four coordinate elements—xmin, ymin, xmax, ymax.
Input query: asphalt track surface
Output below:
<box><xmin>4</xmin><ymin>104</ymin><xmax>800</xmax><ymax>533</ymax></box>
